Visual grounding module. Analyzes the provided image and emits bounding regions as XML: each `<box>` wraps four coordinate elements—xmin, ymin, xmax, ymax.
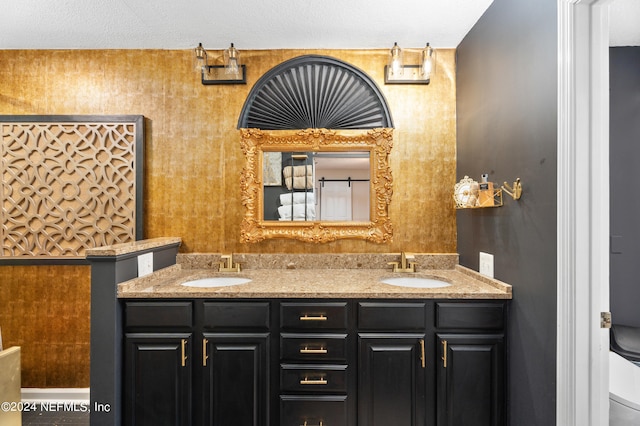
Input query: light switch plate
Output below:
<box><xmin>479</xmin><ymin>252</ymin><xmax>494</xmax><ymax>278</ymax></box>
<box><xmin>137</xmin><ymin>252</ymin><xmax>154</xmax><ymax>277</ymax></box>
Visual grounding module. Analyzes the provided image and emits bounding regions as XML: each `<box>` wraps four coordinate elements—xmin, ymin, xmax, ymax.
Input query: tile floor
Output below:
<box><xmin>22</xmin><ymin>407</ymin><xmax>89</xmax><ymax>425</ymax></box>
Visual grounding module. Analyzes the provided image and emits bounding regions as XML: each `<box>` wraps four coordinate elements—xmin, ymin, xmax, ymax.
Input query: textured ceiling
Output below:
<box><xmin>1</xmin><ymin>0</ymin><xmax>493</xmax><ymax>49</ymax></box>
<box><xmin>0</xmin><ymin>0</ymin><xmax>636</xmax><ymax>50</ymax></box>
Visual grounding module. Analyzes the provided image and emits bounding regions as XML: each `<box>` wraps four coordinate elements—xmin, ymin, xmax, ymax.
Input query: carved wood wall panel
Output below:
<box><xmin>1</xmin><ymin>115</ymin><xmax>144</xmax><ymax>261</ymax></box>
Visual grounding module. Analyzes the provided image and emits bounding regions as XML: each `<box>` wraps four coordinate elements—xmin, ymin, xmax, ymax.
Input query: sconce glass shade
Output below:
<box><xmin>387</xmin><ymin>42</ymin><xmax>404</xmax><ymax>78</ymax></box>
<box><xmin>385</xmin><ymin>42</ymin><xmax>434</xmax><ymax>85</ymax></box>
<box><xmin>197</xmin><ymin>42</ymin><xmax>246</xmax><ymax>85</ymax></box>
<box><xmin>224</xmin><ymin>43</ymin><xmax>241</xmax><ymax>77</ymax></box>
<box><xmin>194</xmin><ymin>42</ymin><xmax>208</xmax><ymax>72</ymax></box>
<box><xmin>420</xmin><ymin>43</ymin><xmax>436</xmax><ymax>79</ymax></box>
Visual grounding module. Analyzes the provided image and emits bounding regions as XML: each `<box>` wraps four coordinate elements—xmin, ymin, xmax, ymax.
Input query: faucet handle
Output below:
<box><xmin>391</xmin><ymin>252</ymin><xmax>417</xmax><ymax>272</ymax></box>
<box><xmin>219</xmin><ymin>254</ymin><xmax>241</xmax><ymax>272</ymax></box>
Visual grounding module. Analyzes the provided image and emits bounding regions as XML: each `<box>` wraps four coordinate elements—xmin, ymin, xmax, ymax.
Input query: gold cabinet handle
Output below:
<box><xmin>301</xmin><ymin>422</ymin><xmax>324</xmax><ymax>426</ymax></box>
<box><xmin>299</xmin><ymin>314</ymin><xmax>327</xmax><ymax>321</ymax></box>
<box><xmin>441</xmin><ymin>340</ymin><xmax>448</xmax><ymax>368</ymax></box>
<box><xmin>202</xmin><ymin>338</ymin><xmax>209</xmax><ymax>367</ymax></box>
<box><xmin>300</xmin><ymin>377</ymin><xmax>328</xmax><ymax>385</ymax></box>
<box><xmin>181</xmin><ymin>339</ymin><xmax>188</xmax><ymax>367</ymax></box>
<box><xmin>420</xmin><ymin>339</ymin><xmax>426</xmax><ymax>368</ymax></box>
<box><xmin>300</xmin><ymin>346</ymin><xmax>328</xmax><ymax>354</ymax></box>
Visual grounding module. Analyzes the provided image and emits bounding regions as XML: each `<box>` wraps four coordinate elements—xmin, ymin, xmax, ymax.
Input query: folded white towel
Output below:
<box><xmin>285</xmin><ymin>176</ymin><xmax>314</xmax><ymax>190</ymax></box>
<box><xmin>283</xmin><ymin>165</ymin><xmax>313</xmax><ymax>179</ymax></box>
<box><xmin>278</xmin><ymin>204</ymin><xmax>316</xmax><ymax>220</ymax></box>
<box><xmin>280</xmin><ymin>192</ymin><xmax>315</xmax><ymax>205</ymax></box>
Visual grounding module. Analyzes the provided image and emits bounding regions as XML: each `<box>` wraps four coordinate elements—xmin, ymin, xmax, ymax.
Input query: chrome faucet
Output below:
<box><xmin>388</xmin><ymin>252</ymin><xmax>416</xmax><ymax>273</ymax></box>
<box><xmin>219</xmin><ymin>254</ymin><xmax>241</xmax><ymax>272</ymax></box>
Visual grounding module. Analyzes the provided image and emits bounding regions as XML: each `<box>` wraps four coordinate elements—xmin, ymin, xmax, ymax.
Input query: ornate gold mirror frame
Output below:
<box><xmin>240</xmin><ymin>128</ymin><xmax>393</xmax><ymax>243</ymax></box>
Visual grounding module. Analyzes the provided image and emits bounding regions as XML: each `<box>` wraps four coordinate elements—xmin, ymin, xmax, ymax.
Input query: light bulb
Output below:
<box><xmin>224</xmin><ymin>43</ymin><xmax>240</xmax><ymax>76</ymax></box>
<box><xmin>388</xmin><ymin>42</ymin><xmax>403</xmax><ymax>77</ymax></box>
<box><xmin>420</xmin><ymin>43</ymin><xmax>435</xmax><ymax>79</ymax></box>
<box><xmin>193</xmin><ymin>42</ymin><xmax>207</xmax><ymax>73</ymax></box>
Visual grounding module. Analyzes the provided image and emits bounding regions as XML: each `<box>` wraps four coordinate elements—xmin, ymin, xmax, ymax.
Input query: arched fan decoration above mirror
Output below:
<box><xmin>237</xmin><ymin>55</ymin><xmax>394</xmax><ymax>243</ymax></box>
<box><xmin>237</xmin><ymin>55</ymin><xmax>393</xmax><ymax>129</ymax></box>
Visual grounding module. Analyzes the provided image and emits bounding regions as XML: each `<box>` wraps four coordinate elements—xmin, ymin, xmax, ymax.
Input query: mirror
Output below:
<box><xmin>240</xmin><ymin>128</ymin><xmax>394</xmax><ymax>243</ymax></box>
<box><xmin>263</xmin><ymin>151</ymin><xmax>370</xmax><ymax>222</ymax></box>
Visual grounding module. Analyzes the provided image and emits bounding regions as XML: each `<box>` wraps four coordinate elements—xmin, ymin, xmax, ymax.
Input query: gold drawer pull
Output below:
<box><xmin>301</xmin><ymin>422</ymin><xmax>324</xmax><ymax>426</ymax></box>
<box><xmin>300</xmin><ymin>346</ymin><xmax>328</xmax><ymax>354</ymax></box>
<box><xmin>299</xmin><ymin>314</ymin><xmax>327</xmax><ymax>321</ymax></box>
<box><xmin>181</xmin><ymin>339</ymin><xmax>188</xmax><ymax>367</ymax></box>
<box><xmin>300</xmin><ymin>377</ymin><xmax>328</xmax><ymax>385</ymax></box>
<box><xmin>442</xmin><ymin>340</ymin><xmax>448</xmax><ymax>368</ymax></box>
<box><xmin>202</xmin><ymin>338</ymin><xmax>209</xmax><ymax>367</ymax></box>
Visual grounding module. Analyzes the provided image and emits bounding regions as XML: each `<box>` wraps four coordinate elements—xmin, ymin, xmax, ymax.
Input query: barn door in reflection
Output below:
<box><xmin>320</xmin><ymin>181</ymin><xmax>352</xmax><ymax>221</ymax></box>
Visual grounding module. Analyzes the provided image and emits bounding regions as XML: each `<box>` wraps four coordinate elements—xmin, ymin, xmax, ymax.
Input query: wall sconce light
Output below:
<box><xmin>385</xmin><ymin>42</ymin><xmax>436</xmax><ymax>85</ymax></box>
<box><xmin>194</xmin><ymin>42</ymin><xmax>246</xmax><ymax>85</ymax></box>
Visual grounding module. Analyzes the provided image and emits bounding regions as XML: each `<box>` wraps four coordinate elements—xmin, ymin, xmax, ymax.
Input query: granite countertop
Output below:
<box><xmin>118</xmin><ymin>263</ymin><xmax>512</xmax><ymax>300</ymax></box>
<box><xmin>86</xmin><ymin>237</ymin><xmax>182</xmax><ymax>256</ymax></box>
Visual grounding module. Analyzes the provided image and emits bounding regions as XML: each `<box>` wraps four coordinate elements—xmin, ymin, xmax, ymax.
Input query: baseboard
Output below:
<box><xmin>21</xmin><ymin>388</ymin><xmax>90</xmax><ymax>402</ymax></box>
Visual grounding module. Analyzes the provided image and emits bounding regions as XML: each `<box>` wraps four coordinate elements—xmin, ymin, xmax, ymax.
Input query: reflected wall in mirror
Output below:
<box><xmin>240</xmin><ymin>128</ymin><xmax>393</xmax><ymax>243</ymax></box>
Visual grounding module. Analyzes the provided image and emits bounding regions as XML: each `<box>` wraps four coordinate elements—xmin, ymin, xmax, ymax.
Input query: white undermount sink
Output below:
<box><xmin>181</xmin><ymin>277</ymin><xmax>252</xmax><ymax>287</ymax></box>
<box><xmin>380</xmin><ymin>276</ymin><xmax>451</xmax><ymax>288</ymax></box>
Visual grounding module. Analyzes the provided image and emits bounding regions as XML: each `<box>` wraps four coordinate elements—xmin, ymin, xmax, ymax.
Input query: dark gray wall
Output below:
<box><xmin>455</xmin><ymin>0</ymin><xmax>557</xmax><ymax>424</ymax></box>
<box><xmin>610</xmin><ymin>47</ymin><xmax>640</xmax><ymax>328</ymax></box>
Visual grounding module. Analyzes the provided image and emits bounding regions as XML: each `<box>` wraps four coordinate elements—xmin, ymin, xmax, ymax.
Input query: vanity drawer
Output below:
<box><xmin>280</xmin><ymin>395</ymin><xmax>348</xmax><ymax>426</ymax></box>
<box><xmin>280</xmin><ymin>364</ymin><xmax>348</xmax><ymax>393</ymax></box>
<box><xmin>281</xmin><ymin>302</ymin><xmax>348</xmax><ymax>330</ymax></box>
<box><xmin>125</xmin><ymin>301</ymin><xmax>193</xmax><ymax>329</ymax></box>
<box><xmin>281</xmin><ymin>333</ymin><xmax>348</xmax><ymax>362</ymax></box>
<box><xmin>202</xmin><ymin>301</ymin><xmax>270</xmax><ymax>330</ymax></box>
<box><xmin>436</xmin><ymin>302</ymin><xmax>505</xmax><ymax>330</ymax></box>
<box><xmin>358</xmin><ymin>302</ymin><xmax>426</xmax><ymax>330</ymax></box>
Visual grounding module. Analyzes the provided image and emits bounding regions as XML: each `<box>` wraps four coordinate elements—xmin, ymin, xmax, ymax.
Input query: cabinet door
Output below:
<box><xmin>436</xmin><ymin>334</ymin><xmax>505</xmax><ymax>426</ymax></box>
<box><xmin>202</xmin><ymin>333</ymin><xmax>270</xmax><ymax>426</ymax></box>
<box><xmin>280</xmin><ymin>395</ymin><xmax>349</xmax><ymax>426</ymax></box>
<box><xmin>124</xmin><ymin>333</ymin><xmax>192</xmax><ymax>426</ymax></box>
<box><xmin>358</xmin><ymin>334</ymin><xmax>427</xmax><ymax>426</ymax></box>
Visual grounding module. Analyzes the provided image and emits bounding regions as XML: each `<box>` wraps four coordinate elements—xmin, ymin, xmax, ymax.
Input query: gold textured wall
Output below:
<box><xmin>0</xmin><ymin>265</ymin><xmax>91</xmax><ymax>386</ymax></box>
<box><xmin>0</xmin><ymin>48</ymin><xmax>456</xmax><ymax>386</ymax></box>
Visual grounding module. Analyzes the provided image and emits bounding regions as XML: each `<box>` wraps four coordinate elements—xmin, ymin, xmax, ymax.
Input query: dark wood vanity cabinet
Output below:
<box><xmin>123</xmin><ymin>301</ymin><xmax>194</xmax><ymax>426</ymax></box>
<box><xmin>435</xmin><ymin>302</ymin><xmax>507</xmax><ymax>426</ymax></box>
<box><xmin>200</xmin><ymin>301</ymin><xmax>271</xmax><ymax>426</ymax></box>
<box><xmin>123</xmin><ymin>301</ymin><xmax>271</xmax><ymax>426</ymax></box>
<box><xmin>358</xmin><ymin>335</ymin><xmax>427</xmax><ymax>426</ymax></box>
<box><xmin>357</xmin><ymin>302</ymin><xmax>431</xmax><ymax>426</ymax></box>
<box><xmin>279</xmin><ymin>302</ymin><xmax>353</xmax><ymax>426</ymax></box>
<box><xmin>122</xmin><ymin>299</ymin><xmax>507</xmax><ymax>426</ymax></box>
<box><xmin>124</xmin><ymin>333</ymin><xmax>193</xmax><ymax>426</ymax></box>
<box><xmin>436</xmin><ymin>334</ymin><xmax>505</xmax><ymax>426</ymax></box>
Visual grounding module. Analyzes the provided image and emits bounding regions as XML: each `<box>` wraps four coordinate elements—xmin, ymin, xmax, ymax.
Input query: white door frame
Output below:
<box><xmin>557</xmin><ymin>0</ymin><xmax>611</xmax><ymax>425</ymax></box>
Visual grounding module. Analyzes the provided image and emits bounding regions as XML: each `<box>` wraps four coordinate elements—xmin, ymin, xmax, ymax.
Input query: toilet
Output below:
<box><xmin>610</xmin><ymin>325</ymin><xmax>640</xmax><ymax>425</ymax></box>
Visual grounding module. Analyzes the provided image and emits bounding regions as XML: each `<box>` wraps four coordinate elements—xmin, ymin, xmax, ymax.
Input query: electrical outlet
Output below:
<box><xmin>137</xmin><ymin>252</ymin><xmax>154</xmax><ymax>277</ymax></box>
<box><xmin>479</xmin><ymin>252</ymin><xmax>494</xmax><ymax>278</ymax></box>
